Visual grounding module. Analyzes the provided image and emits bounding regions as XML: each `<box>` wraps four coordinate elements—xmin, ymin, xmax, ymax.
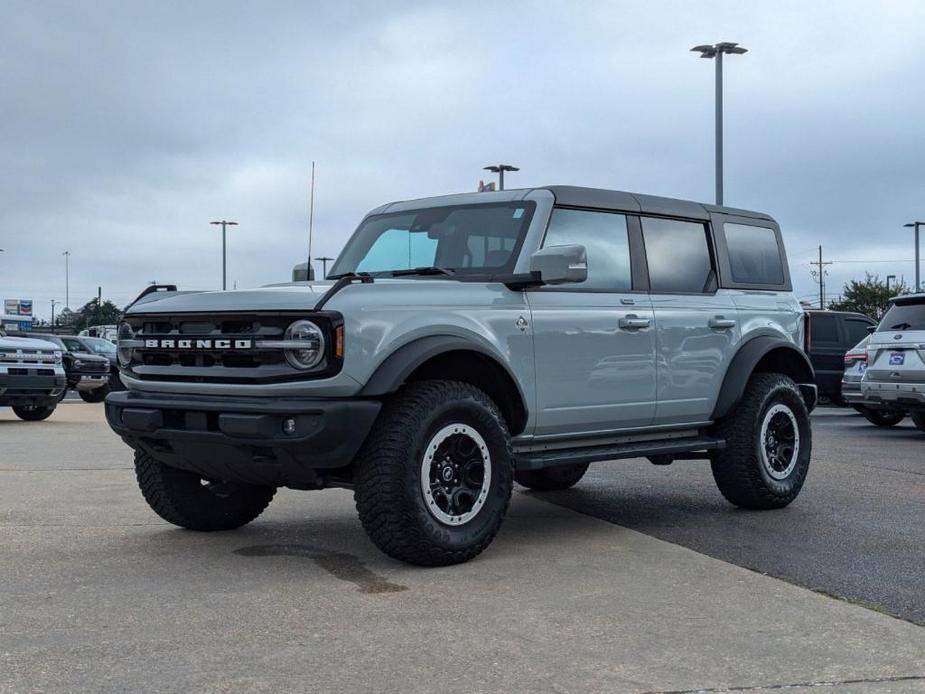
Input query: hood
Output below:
<box><xmin>0</xmin><ymin>335</ymin><xmax>61</xmax><ymax>351</ymax></box>
<box><xmin>127</xmin><ymin>283</ymin><xmax>335</xmax><ymax>315</ymax></box>
<box><xmin>71</xmin><ymin>351</ymin><xmax>110</xmax><ymax>363</ymax></box>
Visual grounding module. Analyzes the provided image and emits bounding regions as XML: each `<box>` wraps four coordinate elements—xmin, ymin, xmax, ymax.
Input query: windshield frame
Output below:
<box><xmin>329</xmin><ymin>201</ymin><xmax>537</xmax><ymax>279</ymax></box>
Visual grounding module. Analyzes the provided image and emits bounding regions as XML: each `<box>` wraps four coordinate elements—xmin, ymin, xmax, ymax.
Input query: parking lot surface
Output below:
<box><xmin>538</xmin><ymin>407</ymin><xmax>925</xmax><ymax>626</ymax></box>
<box><xmin>2</xmin><ymin>405</ymin><xmax>924</xmax><ymax>693</ymax></box>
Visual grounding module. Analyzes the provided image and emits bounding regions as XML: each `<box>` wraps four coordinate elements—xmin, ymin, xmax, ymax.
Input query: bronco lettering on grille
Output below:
<box><xmin>143</xmin><ymin>339</ymin><xmax>254</xmax><ymax>350</ymax></box>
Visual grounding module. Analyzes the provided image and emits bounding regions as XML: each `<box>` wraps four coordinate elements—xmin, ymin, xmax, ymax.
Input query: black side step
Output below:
<box><xmin>513</xmin><ymin>436</ymin><xmax>725</xmax><ymax>471</ymax></box>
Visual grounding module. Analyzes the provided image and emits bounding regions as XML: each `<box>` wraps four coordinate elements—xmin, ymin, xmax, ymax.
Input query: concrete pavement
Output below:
<box><xmin>1</xmin><ymin>405</ymin><xmax>924</xmax><ymax>693</ymax></box>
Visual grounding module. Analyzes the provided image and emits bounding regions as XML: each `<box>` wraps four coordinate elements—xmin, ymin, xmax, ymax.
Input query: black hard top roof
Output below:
<box><xmin>540</xmin><ymin>186</ymin><xmax>773</xmax><ymax>222</ymax></box>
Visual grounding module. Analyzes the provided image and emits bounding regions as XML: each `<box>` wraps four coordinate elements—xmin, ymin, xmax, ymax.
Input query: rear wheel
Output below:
<box><xmin>710</xmin><ymin>373</ymin><xmax>812</xmax><ymax>509</ymax></box>
<box><xmin>354</xmin><ymin>380</ymin><xmax>514</xmax><ymax>566</ymax></box>
<box><xmin>861</xmin><ymin>408</ymin><xmax>905</xmax><ymax>427</ymax></box>
<box><xmin>134</xmin><ymin>451</ymin><xmax>275</xmax><ymax>530</ymax></box>
<box><xmin>79</xmin><ymin>385</ymin><xmax>109</xmax><ymax>403</ymax></box>
<box><xmin>516</xmin><ymin>463</ymin><xmax>589</xmax><ymax>491</ymax></box>
<box><xmin>910</xmin><ymin>411</ymin><xmax>925</xmax><ymax>432</ymax></box>
<box><xmin>12</xmin><ymin>405</ymin><xmax>55</xmax><ymax>421</ymax></box>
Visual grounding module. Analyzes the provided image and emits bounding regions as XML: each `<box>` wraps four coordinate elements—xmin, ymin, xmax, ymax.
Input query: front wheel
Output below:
<box><xmin>134</xmin><ymin>451</ymin><xmax>276</xmax><ymax>530</ymax></box>
<box><xmin>910</xmin><ymin>411</ymin><xmax>925</xmax><ymax>432</ymax></box>
<box><xmin>12</xmin><ymin>405</ymin><xmax>56</xmax><ymax>421</ymax></box>
<box><xmin>354</xmin><ymin>380</ymin><xmax>514</xmax><ymax>566</ymax></box>
<box><xmin>79</xmin><ymin>386</ymin><xmax>109</xmax><ymax>403</ymax></box>
<box><xmin>710</xmin><ymin>373</ymin><xmax>812</xmax><ymax>509</ymax></box>
<box><xmin>861</xmin><ymin>408</ymin><xmax>905</xmax><ymax>427</ymax></box>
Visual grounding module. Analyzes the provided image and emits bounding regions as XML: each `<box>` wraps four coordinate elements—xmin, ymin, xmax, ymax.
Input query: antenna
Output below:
<box><xmin>307</xmin><ymin>161</ymin><xmax>315</xmax><ymax>280</ymax></box>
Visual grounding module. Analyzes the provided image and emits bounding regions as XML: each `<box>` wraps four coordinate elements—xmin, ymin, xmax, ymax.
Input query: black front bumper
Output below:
<box><xmin>105</xmin><ymin>391</ymin><xmax>381</xmax><ymax>488</ymax></box>
<box><xmin>0</xmin><ymin>373</ymin><xmax>66</xmax><ymax>407</ymax></box>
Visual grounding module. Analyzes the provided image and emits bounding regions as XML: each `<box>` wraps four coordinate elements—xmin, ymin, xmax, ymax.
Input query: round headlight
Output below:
<box><xmin>284</xmin><ymin>320</ymin><xmax>325</xmax><ymax>370</ymax></box>
<box><xmin>117</xmin><ymin>322</ymin><xmax>134</xmax><ymax>367</ymax></box>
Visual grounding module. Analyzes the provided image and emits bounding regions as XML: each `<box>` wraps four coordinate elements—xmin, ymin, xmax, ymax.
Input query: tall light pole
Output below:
<box><xmin>903</xmin><ymin>222</ymin><xmax>922</xmax><ymax>292</ymax></box>
<box><xmin>691</xmin><ymin>42</ymin><xmax>748</xmax><ymax>206</ymax></box>
<box><xmin>315</xmin><ymin>256</ymin><xmax>334</xmax><ymax>279</ymax></box>
<box><xmin>62</xmin><ymin>250</ymin><xmax>71</xmax><ymax>309</ymax></box>
<box><xmin>483</xmin><ymin>164</ymin><xmax>519</xmax><ymax>191</ymax></box>
<box><xmin>210</xmin><ymin>220</ymin><xmax>238</xmax><ymax>290</ymax></box>
<box><xmin>886</xmin><ymin>274</ymin><xmax>897</xmax><ymax>295</ymax></box>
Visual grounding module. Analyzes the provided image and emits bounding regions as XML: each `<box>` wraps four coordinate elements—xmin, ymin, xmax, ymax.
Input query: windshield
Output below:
<box><xmin>878</xmin><ymin>300</ymin><xmax>925</xmax><ymax>332</ymax></box>
<box><xmin>83</xmin><ymin>337</ymin><xmax>117</xmax><ymax>354</ymax></box>
<box><xmin>329</xmin><ymin>202</ymin><xmax>535</xmax><ymax>278</ymax></box>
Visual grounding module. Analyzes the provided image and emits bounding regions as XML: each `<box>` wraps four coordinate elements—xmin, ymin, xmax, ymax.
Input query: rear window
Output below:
<box><xmin>878</xmin><ymin>301</ymin><xmax>925</xmax><ymax>332</ymax></box>
<box><xmin>724</xmin><ymin>223</ymin><xmax>784</xmax><ymax>285</ymax></box>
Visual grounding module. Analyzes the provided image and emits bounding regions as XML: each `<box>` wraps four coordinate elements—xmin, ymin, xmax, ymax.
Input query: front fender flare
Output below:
<box><xmin>711</xmin><ymin>337</ymin><xmax>815</xmax><ymax>420</ymax></box>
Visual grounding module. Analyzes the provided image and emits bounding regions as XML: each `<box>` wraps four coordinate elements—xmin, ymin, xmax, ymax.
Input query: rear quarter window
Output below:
<box><xmin>724</xmin><ymin>223</ymin><xmax>784</xmax><ymax>285</ymax></box>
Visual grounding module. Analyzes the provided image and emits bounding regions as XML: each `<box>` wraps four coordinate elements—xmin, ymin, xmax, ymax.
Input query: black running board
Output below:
<box><xmin>513</xmin><ymin>436</ymin><xmax>725</xmax><ymax>471</ymax></box>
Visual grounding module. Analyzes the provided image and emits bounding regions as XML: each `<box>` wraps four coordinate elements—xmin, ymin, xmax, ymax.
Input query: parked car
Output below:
<box><xmin>107</xmin><ymin>186</ymin><xmax>817</xmax><ymax>566</ymax></box>
<box><xmin>61</xmin><ymin>335</ymin><xmax>125</xmax><ymax>392</ymax></box>
<box><xmin>860</xmin><ymin>293</ymin><xmax>925</xmax><ymax>432</ymax></box>
<box><xmin>841</xmin><ymin>335</ymin><xmax>907</xmax><ymax>426</ymax></box>
<box><xmin>0</xmin><ymin>327</ymin><xmax>66</xmax><ymax>420</ymax></box>
<box><xmin>24</xmin><ymin>332</ymin><xmax>112</xmax><ymax>403</ymax></box>
<box><xmin>804</xmin><ymin>310</ymin><xmax>876</xmax><ymax>404</ymax></box>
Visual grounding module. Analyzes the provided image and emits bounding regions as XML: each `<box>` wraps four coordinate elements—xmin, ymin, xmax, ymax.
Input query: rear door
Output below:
<box><xmin>640</xmin><ymin>216</ymin><xmax>739</xmax><ymax>425</ymax></box>
<box><xmin>528</xmin><ymin>207</ymin><xmax>657</xmax><ymax>437</ymax></box>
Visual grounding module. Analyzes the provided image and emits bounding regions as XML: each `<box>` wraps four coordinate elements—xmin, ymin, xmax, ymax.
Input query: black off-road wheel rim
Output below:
<box><xmin>420</xmin><ymin>423</ymin><xmax>491</xmax><ymax>526</ymax></box>
<box><xmin>759</xmin><ymin>403</ymin><xmax>800</xmax><ymax>480</ymax></box>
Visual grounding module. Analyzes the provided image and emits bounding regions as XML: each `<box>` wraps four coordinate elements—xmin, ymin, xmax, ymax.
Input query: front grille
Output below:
<box><xmin>81</xmin><ymin>361</ymin><xmax>109</xmax><ymax>373</ymax></box>
<box><xmin>123</xmin><ymin>312</ymin><xmax>342</xmax><ymax>384</ymax></box>
<box><xmin>0</xmin><ymin>349</ymin><xmax>58</xmax><ymax>366</ymax></box>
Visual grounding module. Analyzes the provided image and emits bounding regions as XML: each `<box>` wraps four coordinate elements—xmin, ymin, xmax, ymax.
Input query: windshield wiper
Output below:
<box><xmin>389</xmin><ymin>266</ymin><xmax>457</xmax><ymax>277</ymax></box>
<box><xmin>889</xmin><ymin>322</ymin><xmax>912</xmax><ymax>330</ymax></box>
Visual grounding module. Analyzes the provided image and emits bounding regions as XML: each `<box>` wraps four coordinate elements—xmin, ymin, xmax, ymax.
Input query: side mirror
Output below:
<box><xmin>529</xmin><ymin>244</ymin><xmax>588</xmax><ymax>285</ymax></box>
<box><xmin>292</xmin><ymin>262</ymin><xmax>315</xmax><ymax>282</ymax></box>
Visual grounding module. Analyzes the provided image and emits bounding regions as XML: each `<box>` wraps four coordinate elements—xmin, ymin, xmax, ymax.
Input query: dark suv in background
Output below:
<box><xmin>803</xmin><ymin>310</ymin><xmax>876</xmax><ymax>404</ymax></box>
<box><xmin>24</xmin><ymin>333</ymin><xmax>112</xmax><ymax>402</ymax></box>
<box><xmin>61</xmin><ymin>335</ymin><xmax>124</xmax><ymax>393</ymax></box>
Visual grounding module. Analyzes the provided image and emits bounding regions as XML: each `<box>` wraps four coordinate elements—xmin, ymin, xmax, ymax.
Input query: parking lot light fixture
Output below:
<box><xmin>691</xmin><ymin>42</ymin><xmax>748</xmax><ymax>206</ymax></box>
<box><xmin>903</xmin><ymin>222</ymin><xmax>923</xmax><ymax>292</ymax></box>
<box><xmin>483</xmin><ymin>164</ymin><xmax>519</xmax><ymax>191</ymax></box>
<box><xmin>210</xmin><ymin>220</ymin><xmax>238</xmax><ymax>290</ymax></box>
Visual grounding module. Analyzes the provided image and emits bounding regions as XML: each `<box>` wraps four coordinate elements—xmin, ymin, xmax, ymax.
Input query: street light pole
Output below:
<box><xmin>62</xmin><ymin>251</ymin><xmax>71</xmax><ymax>309</ymax></box>
<box><xmin>691</xmin><ymin>42</ymin><xmax>748</xmax><ymax>206</ymax></box>
<box><xmin>886</xmin><ymin>274</ymin><xmax>896</xmax><ymax>295</ymax></box>
<box><xmin>210</xmin><ymin>220</ymin><xmax>238</xmax><ymax>290</ymax></box>
<box><xmin>903</xmin><ymin>222</ymin><xmax>923</xmax><ymax>292</ymax></box>
<box><xmin>314</xmin><ymin>256</ymin><xmax>334</xmax><ymax>279</ymax></box>
<box><xmin>482</xmin><ymin>164</ymin><xmax>519</xmax><ymax>191</ymax></box>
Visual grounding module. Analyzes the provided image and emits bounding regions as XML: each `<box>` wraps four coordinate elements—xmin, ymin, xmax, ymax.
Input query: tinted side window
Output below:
<box><xmin>845</xmin><ymin>318</ymin><xmax>873</xmax><ymax>345</ymax></box>
<box><xmin>641</xmin><ymin>218</ymin><xmax>714</xmax><ymax>293</ymax></box>
<box><xmin>810</xmin><ymin>314</ymin><xmax>839</xmax><ymax>344</ymax></box>
<box><xmin>543</xmin><ymin>208</ymin><xmax>631</xmax><ymax>290</ymax></box>
<box><xmin>724</xmin><ymin>223</ymin><xmax>784</xmax><ymax>285</ymax></box>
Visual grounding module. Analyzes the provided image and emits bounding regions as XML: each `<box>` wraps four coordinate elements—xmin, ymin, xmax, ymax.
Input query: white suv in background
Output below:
<box><xmin>861</xmin><ymin>293</ymin><xmax>925</xmax><ymax>432</ymax></box>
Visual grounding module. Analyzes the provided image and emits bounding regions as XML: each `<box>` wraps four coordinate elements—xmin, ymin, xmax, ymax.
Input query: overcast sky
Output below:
<box><xmin>1</xmin><ymin>0</ymin><xmax>924</xmax><ymax>320</ymax></box>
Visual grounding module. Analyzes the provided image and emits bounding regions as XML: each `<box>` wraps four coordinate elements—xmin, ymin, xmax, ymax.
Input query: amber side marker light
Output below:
<box><xmin>335</xmin><ymin>325</ymin><xmax>344</xmax><ymax>359</ymax></box>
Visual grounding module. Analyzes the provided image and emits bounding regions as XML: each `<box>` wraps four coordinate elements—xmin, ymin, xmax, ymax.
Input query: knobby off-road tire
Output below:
<box><xmin>861</xmin><ymin>408</ymin><xmax>905</xmax><ymax>427</ymax></box>
<box><xmin>353</xmin><ymin>380</ymin><xmax>514</xmax><ymax>566</ymax></box>
<box><xmin>79</xmin><ymin>385</ymin><xmax>109</xmax><ymax>403</ymax></box>
<box><xmin>12</xmin><ymin>405</ymin><xmax>55</xmax><ymax>421</ymax></box>
<box><xmin>516</xmin><ymin>463</ymin><xmax>589</xmax><ymax>491</ymax></box>
<box><xmin>910</xmin><ymin>411</ymin><xmax>925</xmax><ymax>432</ymax></box>
<box><xmin>710</xmin><ymin>373</ymin><xmax>812</xmax><ymax>509</ymax></box>
<box><xmin>134</xmin><ymin>450</ymin><xmax>276</xmax><ymax>531</ymax></box>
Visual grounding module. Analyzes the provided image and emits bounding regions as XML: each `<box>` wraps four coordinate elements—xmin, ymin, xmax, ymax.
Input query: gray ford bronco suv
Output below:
<box><xmin>106</xmin><ymin>186</ymin><xmax>816</xmax><ymax>565</ymax></box>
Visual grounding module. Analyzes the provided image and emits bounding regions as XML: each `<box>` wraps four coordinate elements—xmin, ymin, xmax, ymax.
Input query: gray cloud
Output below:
<box><xmin>1</xmin><ymin>0</ymin><xmax>924</xmax><ymax>317</ymax></box>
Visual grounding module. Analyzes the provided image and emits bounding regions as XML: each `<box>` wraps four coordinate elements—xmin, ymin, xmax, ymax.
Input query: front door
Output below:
<box><xmin>528</xmin><ymin>207</ymin><xmax>657</xmax><ymax>438</ymax></box>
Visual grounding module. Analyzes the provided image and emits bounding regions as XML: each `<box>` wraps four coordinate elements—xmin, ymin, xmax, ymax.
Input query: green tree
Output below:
<box><xmin>65</xmin><ymin>298</ymin><xmax>123</xmax><ymax>330</ymax></box>
<box><xmin>828</xmin><ymin>273</ymin><xmax>908</xmax><ymax>319</ymax></box>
